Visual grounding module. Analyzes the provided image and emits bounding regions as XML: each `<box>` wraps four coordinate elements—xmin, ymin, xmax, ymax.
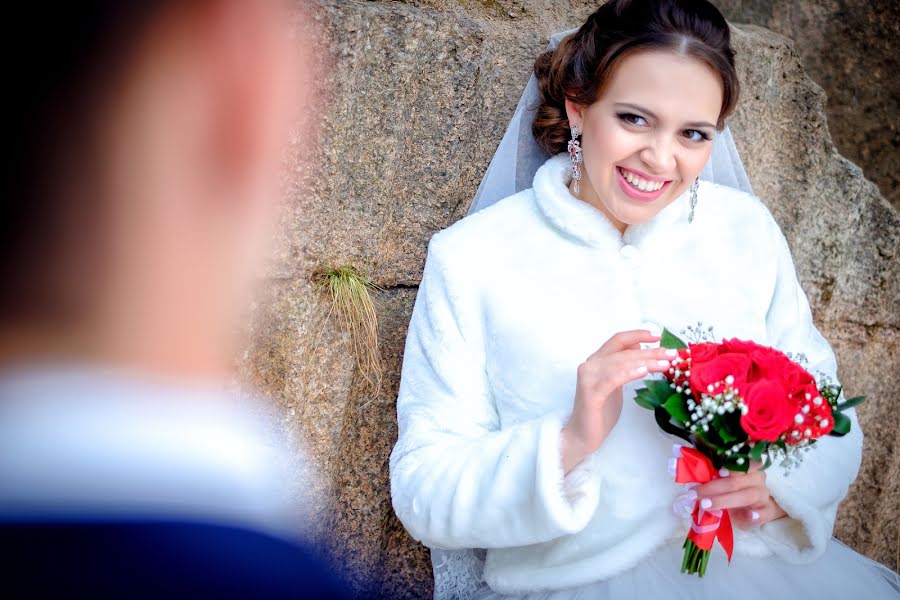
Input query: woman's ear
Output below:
<box><xmin>564</xmin><ymin>98</ymin><xmax>586</xmax><ymax>131</ymax></box>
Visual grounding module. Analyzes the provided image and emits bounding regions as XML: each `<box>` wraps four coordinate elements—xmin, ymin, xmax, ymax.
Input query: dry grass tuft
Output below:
<box><xmin>315</xmin><ymin>265</ymin><xmax>383</xmax><ymax>397</ymax></box>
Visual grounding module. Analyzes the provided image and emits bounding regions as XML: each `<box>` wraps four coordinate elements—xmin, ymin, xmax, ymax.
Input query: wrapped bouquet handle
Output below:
<box><xmin>670</xmin><ymin>445</ymin><xmax>734</xmax><ymax>573</ymax></box>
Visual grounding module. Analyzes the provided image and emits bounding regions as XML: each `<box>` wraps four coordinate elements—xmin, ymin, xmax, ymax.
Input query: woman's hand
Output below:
<box><xmin>561</xmin><ymin>329</ymin><xmax>676</xmax><ymax>473</ymax></box>
<box><xmin>691</xmin><ymin>461</ymin><xmax>788</xmax><ymax>529</ymax></box>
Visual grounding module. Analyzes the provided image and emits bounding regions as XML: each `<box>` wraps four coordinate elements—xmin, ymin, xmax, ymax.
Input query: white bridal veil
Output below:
<box><xmin>467</xmin><ymin>29</ymin><xmax>753</xmax><ymax>216</ymax></box>
<box><xmin>434</xmin><ymin>28</ymin><xmax>755</xmax><ymax>600</ymax></box>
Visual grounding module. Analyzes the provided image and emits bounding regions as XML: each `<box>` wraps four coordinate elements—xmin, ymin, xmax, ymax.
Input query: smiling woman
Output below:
<box><xmin>532</xmin><ymin>3</ymin><xmax>739</xmax><ymax>233</ymax></box>
<box><xmin>389</xmin><ymin>0</ymin><xmax>900</xmax><ymax>598</ymax></box>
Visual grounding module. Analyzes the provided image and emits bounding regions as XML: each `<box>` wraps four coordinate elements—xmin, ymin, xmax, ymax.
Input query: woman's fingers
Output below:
<box><xmin>698</xmin><ymin>485</ymin><xmax>769</xmax><ymax>512</ymax></box>
<box><xmin>589</xmin><ymin>330</ymin><xmax>661</xmax><ymax>360</ymax></box>
<box><xmin>693</xmin><ymin>470</ymin><xmax>764</xmax><ymax>498</ymax></box>
<box><xmin>624</xmin><ymin>346</ymin><xmax>680</xmax><ymax>364</ymax></box>
<box><xmin>585</xmin><ymin>345</ymin><xmax>675</xmax><ymax>374</ymax></box>
<box><xmin>579</xmin><ymin>334</ymin><xmax>676</xmax><ymax>401</ymax></box>
<box><xmin>731</xmin><ymin>506</ymin><xmax>766</xmax><ymax>530</ymax></box>
<box><xmin>748</xmin><ymin>460</ymin><xmax>766</xmax><ymax>473</ymax></box>
<box><xmin>597</xmin><ymin>352</ymin><xmax>674</xmax><ymax>391</ymax></box>
<box><xmin>581</xmin><ymin>346</ymin><xmax>672</xmax><ymax>374</ymax></box>
<box><xmin>731</xmin><ymin>498</ymin><xmax>786</xmax><ymax>530</ymax></box>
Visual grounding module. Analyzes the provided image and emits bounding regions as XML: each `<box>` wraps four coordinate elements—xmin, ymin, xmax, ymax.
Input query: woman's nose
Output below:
<box><xmin>638</xmin><ymin>136</ymin><xmax>677</xmax><ymax>176</ymax></box>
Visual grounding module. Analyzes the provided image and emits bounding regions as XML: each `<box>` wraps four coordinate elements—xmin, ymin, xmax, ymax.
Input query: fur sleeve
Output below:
<box><xmin>389</xmin><ymin>233</ymin><xmax>600</xmax><ymax>550</ymax></box>
<box><xmin>748</xmin><ymin>208</ymin><xmax>864</xmax><ymax>563</ymax></box>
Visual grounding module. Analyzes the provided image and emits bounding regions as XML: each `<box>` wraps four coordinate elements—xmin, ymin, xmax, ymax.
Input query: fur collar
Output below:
<box><xmin>532</xmin><ymin>153</ymin><xmax>694</xmax><ymax>251</ymax></box>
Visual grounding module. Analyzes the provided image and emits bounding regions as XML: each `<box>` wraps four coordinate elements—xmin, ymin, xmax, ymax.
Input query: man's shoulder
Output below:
<box><xmin>2</xmin><ymin>519</ymin><xmax>355</xmax><ymax>598</ymax></box>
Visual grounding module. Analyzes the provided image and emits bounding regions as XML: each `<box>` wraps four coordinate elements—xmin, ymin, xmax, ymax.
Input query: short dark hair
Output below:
<box><xmin>2</xmin><ymin>2</ymin><xmax>170</xmax><ymax>321</ymax></box>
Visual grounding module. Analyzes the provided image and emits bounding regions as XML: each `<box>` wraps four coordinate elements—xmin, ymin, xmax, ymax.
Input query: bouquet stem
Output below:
<box><xmin>681</xmin><ymin>538</ymin><xmax>710</xmax><ymax>577</ymax></box>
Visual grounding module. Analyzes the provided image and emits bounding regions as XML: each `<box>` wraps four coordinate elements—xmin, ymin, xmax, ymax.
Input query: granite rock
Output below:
<box><xmin>713</xmin><ymin>0</ymin><xmax>900</xmax><ymax>208</ymax></box>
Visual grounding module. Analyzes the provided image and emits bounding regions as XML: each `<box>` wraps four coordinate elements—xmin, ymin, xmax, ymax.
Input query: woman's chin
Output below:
<box><xmin>609</xmin><ymin>195</ymin><xmax>662</xmax><ymax>224</ymax></box>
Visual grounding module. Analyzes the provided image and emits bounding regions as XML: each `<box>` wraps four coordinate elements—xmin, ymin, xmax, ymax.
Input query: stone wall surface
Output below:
<box><xmin>713</xmin><ymin>0</ymin><xmax>900</xmax><ymax>208</ymax></box>
<box><xmin>241</xmin><ymin>1</ymin><xmax>899</xmax><ymax>597</ymax></box>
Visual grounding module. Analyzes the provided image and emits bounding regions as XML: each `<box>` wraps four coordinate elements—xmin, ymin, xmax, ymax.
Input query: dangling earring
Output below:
<box><xmin>688</xmin><ymin>177</ymin><xmax>699</xmax><ymax>223</ymax></box>
<box><xmin>568</xmin><ymin>124</ymin><xmax>583</xmax><ymax>197</ymax></box>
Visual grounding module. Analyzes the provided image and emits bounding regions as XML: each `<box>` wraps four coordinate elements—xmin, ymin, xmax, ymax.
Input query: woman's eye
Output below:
<box><xmin>684</xmin><ymin>129</ymin><xmax>711</xmax><ymax>142</ymax></box>
<box><xmin>618</xmin><ymin>113</ymin><xmax>648</xmax><ymax>126</ymax></box>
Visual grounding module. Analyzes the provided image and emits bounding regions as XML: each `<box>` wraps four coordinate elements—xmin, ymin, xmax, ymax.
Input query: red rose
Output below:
<box><xmin>721</xmin><ymin>338</ymin><xmax>767</xmax><ymax>354</ymax></box>
<box><xmin>748</xmin><ymin>348</ymin><xmax>794</xmax><ymax>384</ymax></box>
<box><xmin>740</xmin><ymin>379</ymin><xmax>795</xmax><ymax>442</ymax></box>
<box><xmin>688</xmin><ymin>342</ymin><xmax>720</xmax><ymax>364</ymax></box>
<box><xmin>689</xmin><ymin>352</ymin><xmax>751</xmax><ymax>397</ymax></box>
<box><xmin>784</xmin><ymin>362</ymin><xmax>816</xmax><ymax>390</ymax></box>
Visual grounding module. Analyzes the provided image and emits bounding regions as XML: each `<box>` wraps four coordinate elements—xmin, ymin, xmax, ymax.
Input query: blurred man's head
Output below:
<box><xmin>3</xmin><ymin>0</ymin><xmax>317</xmax><ymax>378</ymax></box>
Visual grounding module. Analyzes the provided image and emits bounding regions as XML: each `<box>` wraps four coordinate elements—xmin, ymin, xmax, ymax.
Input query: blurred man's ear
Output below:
<box><xmin>188</xmin><ymin>0</ymin><xmax>301</xmax><ymax>204</ymax></box>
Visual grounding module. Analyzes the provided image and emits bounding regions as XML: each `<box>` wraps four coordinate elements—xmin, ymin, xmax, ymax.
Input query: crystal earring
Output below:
<box><xmin>688</xmin><ymin>177</ymin><xmax>699</xmax><ymax>223</ymax></box>
<box><xmin>567</xmin><ymin>124</ymin><xmax>583</xmax><ymax>197</ymax></box>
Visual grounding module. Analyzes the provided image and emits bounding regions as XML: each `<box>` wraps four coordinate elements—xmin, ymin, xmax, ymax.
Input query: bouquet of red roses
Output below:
<box><xmin>634</xmin><ymin>326</ymin><xmax>863</xmax><ymax>577</ymax></box>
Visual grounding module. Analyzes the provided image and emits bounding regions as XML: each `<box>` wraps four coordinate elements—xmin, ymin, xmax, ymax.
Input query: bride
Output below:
<box><xmin>389</xmin><ymin>0</ymin><xmax>900</xmax><ymax>598</ymax></box>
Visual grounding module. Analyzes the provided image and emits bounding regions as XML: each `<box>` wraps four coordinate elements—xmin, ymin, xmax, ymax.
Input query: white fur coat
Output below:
<box><xmin>389</xmin><ymin>153</ymin><xmax>863</xmax><ymax>595</ymax></box>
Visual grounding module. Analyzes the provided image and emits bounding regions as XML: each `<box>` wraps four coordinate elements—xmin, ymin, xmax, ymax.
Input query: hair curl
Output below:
<box><xmin>532</xmin><ymin>0</ymin><xmax>740</xmax><ymax>155</ymax></box>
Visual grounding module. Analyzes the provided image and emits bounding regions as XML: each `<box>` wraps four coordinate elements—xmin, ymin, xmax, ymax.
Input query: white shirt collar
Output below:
<box><xmin>532</xmin><ymin>153</ymin><xmax>693</xmax><ymax>251</ymax></box>
<box><xmin>0</xmin><ymin>364</ymin><xmax>304</xmax><ymax>538</ymax></box>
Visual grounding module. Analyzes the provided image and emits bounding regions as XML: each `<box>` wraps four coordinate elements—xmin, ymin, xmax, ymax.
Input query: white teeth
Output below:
<box><xmin>620</xmin><ymin>167</ymin><xmax>664</xmax><ymax>192</ymax></box>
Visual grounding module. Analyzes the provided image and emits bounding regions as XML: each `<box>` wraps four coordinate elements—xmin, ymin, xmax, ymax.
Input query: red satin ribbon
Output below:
<box><xmin>674</xmin><ymin>446</ymin><xmax>734</xmax><ymax>562</ymax></box>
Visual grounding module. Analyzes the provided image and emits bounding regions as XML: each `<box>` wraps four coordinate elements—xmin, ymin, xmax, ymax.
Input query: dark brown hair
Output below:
<box><xmin>532</xmin><ymin>0</ymin><xmax>740</xmax><ymax>155</ymax></box>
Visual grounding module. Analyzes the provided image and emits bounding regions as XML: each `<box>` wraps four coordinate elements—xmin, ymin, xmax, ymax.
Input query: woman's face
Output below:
<box><xmin>565</xmin><ymin>49</ymin><xmax>724</xmax><ymax>233</ymax></box>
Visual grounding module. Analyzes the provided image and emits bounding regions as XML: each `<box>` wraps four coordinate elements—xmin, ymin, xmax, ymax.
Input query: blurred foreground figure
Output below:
<box><xmin>0</xmin><ymin>1</ymin><xmax>349</xmax><ymax>597</ymax></box>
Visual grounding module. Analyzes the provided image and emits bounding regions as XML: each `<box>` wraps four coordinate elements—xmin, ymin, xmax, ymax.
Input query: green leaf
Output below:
<box><xmin>716</xmin><ymin>422</ymin><xmax>738</xmax><ymax>444</ymax></box>
<box><xmin>654</xmin><ymin>407</ymin><xmax>693</xmax><ymax>444</ymax></box>
<box><xmin>719</xmin><ymin>412</ymin><xmax>748</xmax><ymax>444</ymax></box>
<box><xmin>830</xmin><ymin>411</ymin><xmax>851</xmax><ymax>436</ymax></box>
<box><xmin>695</xmin><ymin>427</ymin><xmax>728</xmax><ymax>454</ymax></box>
<box><xmin>663</xmin><ymin>393</ymin><xmax>691</xmax><ymax>423</ymax></box>
<box><xmin>835</xmin><ymin>396</ymin><xmax>865</xmax><ymax>412</ymax></box>
<box><xmin>634</xmin><ymin>388</ymin><xmax>662</xmax><ymax>410</ymax></box>
<box><xmin>749</xmin><ymin>441</ymin><xmax>768</xmax><ymax>462</ymax></box>
<box><xmin>660</xmin><ymin>328</ymin><xmax>687</xmax><ymax>350</ymax></box>
<box><xmin>647</xmin><ymin>380</ymin><xmax>675</xmax><ymax>403</ymax></box>
<box><xmin>724</xmin><ymin>454</ymin><xmax>751</xmax><ymax>473</ymax></box>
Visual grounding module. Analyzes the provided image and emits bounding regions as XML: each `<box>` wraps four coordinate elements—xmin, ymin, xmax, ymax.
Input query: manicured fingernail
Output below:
<box><xmin>751</xmin><ymin>511</ymin><xmax>760</xmax><ymax>521</ymax></box>
<box><xmin>657</xmin><ymin>360</ymin><xmax>671</xmax><ymax>367</ymax></box>
<box><xmin>700</xmin><ymin>498</ymin><xmax>712</xmax><ymax>509</ymax></box>
<box><xmin>718</xmin><ymin>467</ymin><xmax>730</xmax><ymax>477</ymax></box>
<box><xmin>686</xmin><ymin>489</ymin><xmax>698</xmax><ymax>500</ymax></box>
<box><xmin>634</xmin><ymin>365</ymin><xmax>648</xmax><ymax>374</ymax></box>
<box><xmin>665</xmin><ymin>349</ymin><xmax>678</xmax><ymax>357</ymax></box>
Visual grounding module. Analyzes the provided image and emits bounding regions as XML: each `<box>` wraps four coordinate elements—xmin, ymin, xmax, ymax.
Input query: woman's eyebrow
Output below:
<box><xmin>613</xmin><ymin>102</ymin><xmax>716</xmax><ymax>129</ymax></box>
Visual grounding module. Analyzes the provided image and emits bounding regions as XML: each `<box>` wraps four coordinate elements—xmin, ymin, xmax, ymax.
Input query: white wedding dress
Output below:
<box><xmin>464</xmin><ymin>538</ymin><xmax>899</xmax><ymax>599</ymax></box>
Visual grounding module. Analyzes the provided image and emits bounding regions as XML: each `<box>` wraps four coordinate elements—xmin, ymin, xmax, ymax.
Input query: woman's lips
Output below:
<box><xmin>615</xmin><ymin>166</ymin><xmax>672</xmax><ymax>202</ymax></box>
